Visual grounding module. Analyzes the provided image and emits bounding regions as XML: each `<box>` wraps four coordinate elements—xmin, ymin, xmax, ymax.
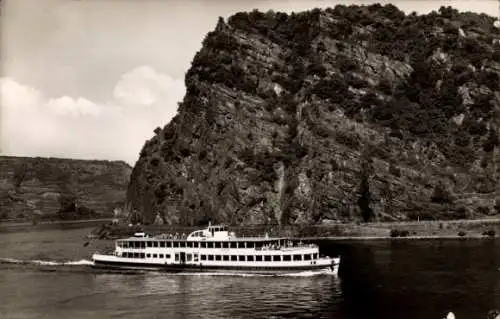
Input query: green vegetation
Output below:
<box><xmin>129</xmin><ymin>5</ymin><xmax>499</xmax><ymax>225</ymax></box>
<box><xmin>190</xmin><ymin>4</ymin><xmax>500</xmax><ymax>169</ymax></box>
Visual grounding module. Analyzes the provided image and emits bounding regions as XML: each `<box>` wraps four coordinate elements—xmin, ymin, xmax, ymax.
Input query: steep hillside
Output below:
<box><xmin>128</xmin><ymin>5</ymin><xmax>500</xmax><ymax>225</ymax></box>
<box><xmin>0</xmin><ymin>156</ymin><xmax>132</xmax><ymax>221</ymax></box>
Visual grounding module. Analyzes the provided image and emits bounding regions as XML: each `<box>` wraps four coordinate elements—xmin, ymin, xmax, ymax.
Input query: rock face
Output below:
<box><xmin>0</xmin><ymin>156</ymin><xmax>132</xmax><ymax>220</ymax></box>
<box><xmin>128</xmin><ymin>5</ymin><xmax>500</xmax><ymax>225</ymax></box>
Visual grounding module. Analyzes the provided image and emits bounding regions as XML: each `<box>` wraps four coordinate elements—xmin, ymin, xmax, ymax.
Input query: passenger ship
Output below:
<box><xmin>92</xmin><ymin>224</ymin><xmax>340</xmax><ymax>274</ymax></box>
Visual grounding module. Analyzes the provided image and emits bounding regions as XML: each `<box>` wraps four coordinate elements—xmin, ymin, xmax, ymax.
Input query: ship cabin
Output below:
<box><xmin>114</xmin><ymin>224</ymin><xmax>317</xmax><ymax>256</ymax></box>
<box><xmin>186</xmin><ymin>224</ymin><xmax>233</xmax><ymax>241</ymax></box>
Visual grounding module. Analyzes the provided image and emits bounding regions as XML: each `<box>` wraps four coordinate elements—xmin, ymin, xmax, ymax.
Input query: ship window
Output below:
<box><xmin>247</xmin><ymin>255</ymin><xmax>254</xmax><ymax>262</ymax></box>
<box><xmin>187</xmin><ymin>242</ymin><xmax>193</xmax><ymax>248</ymax></box>
<box><xmin>304</xmin><ymin>254</ymin><xmax>311</xmax><ymax>261</ymax></box>
<box><xmin>237</xmin><ymin>242</ymin><xmax>242</xmax><ymax>249</ymax></box>
<box><xmin>293</xmin><ymin>254</ymin><xmax>302</xmax><ymax>261</ymax></box>
<box><xmin>187</xmin><ymin>254</ymin><xmax>192</xmax><ymax>262</ymax></box>
<box><xmin>152</xmin><ymin>242</ymin><xmax>157</xmax><ymax>248</ymax></box>
<box><xmin>146</xmin><ymin>254</ymin><xmax>151</xmax><ymax>258</ymax></box>
<box><xmin>238</xmin><ymin>256</ymin><xmax>245</xmax><ymax>262</ymax></box>
<box><xmin>140</xmin><ymin>253</ymin><xmax>145</xmax><ymax>258</ymax></box>
<box><xmin>247</xmin><ymin>242</ymin><xmax>254</xmax><ymax>248</ymax></box>
<box><xmin>255</xmin><ymin>243</ymin><xmax>262</xmax><ymax>249</ymax></box>
<box><xmin>215</xmin><ymin>255</ymin><xmax>221</xmax><ymax>261</ymax></box>
<box><xmin>230</xmin><ymin>242</ymin><xmax>237</xmax><ymax>249</ymax></box>
<box><xmin>159</xmin><ymin>254</ymin><xmax>164</xmax><ymax>258</ymax></box>
<box><xmin>207</xmin><ymin>242</ymin><xmax>214</xmax><ymax>249</ymax></box>
<box><xmin>283</xmin><ymin>255</ymin><xmax>291</xmax><ymax>261</ymax></box>
<box><xmin>160</xmin><ymin>241</ymin><xmax>165</xmax><ymax>248</ymax></box>
<box><xmin>124</xmin><ymin>252</ymin><xmax>129</xmax><ymax>258</ymax></box>
<box><xmin>222</xmin><ymin>242</ymin><xmax>229</xmax><ymax>249</ymax></box>
<box><xmin>231</xmin><ymin>255</ymin><xmax>237</xmax><ymax>261</ymax></box>
<box><xmin>165</xmin><ymin>254</ymin><xmax>171</xmax><ymax>259</ymax></box>
<box><xmin>201</xmin><ymin>242</ymin><xmax>206</xmax><ymax>248</ymax></box>
<box><xmin>264</xmin><ymin>255</ymin><xmax>272</xmax><ymax>262</ymax></box>
<box><xmin>194</xmin><ymin>242</ymin><xmax>200</xmax><ymax>248</ymax></box>
<box><xmin>175</xmin><ymin>254</ymin><xmax>179</xmax><ymax>261</ymax></box>
<box><xmin>208</xmin><ymin>255</ymin><xmax>214</xmax><ymax>261</ymax></box>
<box><xmin>256</xmin><ymin>255</ymin><xmax>263</xmax><ymax>262</ymax></box>
<box><xmin>223</xmin><ymin>255</ymin><xmax>229</xmax><ymax>261</ymax></box>
<box><xmin>214</xmin><ymin>242</ymin><xmax>221</xmax><ymax>248</ymax></box>
<box><xmin>193</xmin><ymin>254</ymin><xmax>198</xmax><ymax>262</ymax></box>
<box><xmin>179</xmin><ymin>242</ymin><xmax>185</xmax><ymax>248</ymax></box>
<box><xmin>147</xmin><ymin>241</ymin><xmax>153</xmax><ymax>248</ymax></box>
<box><xmin>166</xmin><ymin>241</ymin><xmax>171</xmax><ymax>248</ymax></box>
<box><xmin>173</xmin><ymin>242</ymin><xmax>179</xmax><ymax>248</ymax></box>
<box><xmin>273</xmin><ymin>255</ymin><xmax>281</xmax><ymax>262</ymax></box>
<box><xmin>152</xmin><ymin>254</ymin><xmax>157</xmax><ymax>258</ymax></box>
<box><xmin>313</xmin><ymin>253</ymin><xmax>318</xmax><ymax>259</ymax></box>
<box><xmin>201</xmin><ymin>255</ymin><xmax>207</xmax><ymax>261</ymax></box>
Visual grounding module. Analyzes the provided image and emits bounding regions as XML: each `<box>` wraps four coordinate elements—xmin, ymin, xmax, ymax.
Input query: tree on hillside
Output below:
<box><xmin>12</xmin><ymin>162</ymin><xmax>28</xmax><ymax>188</ymax></box>
<box><xmin>430</xmin><ymin>181</ymin><xmax>453</xmax><ymax>203</ymax></box>
<box><xmin>358</xmin><ymin>157</ymin><xmax>374</xmax><ymax>222</ymax></box>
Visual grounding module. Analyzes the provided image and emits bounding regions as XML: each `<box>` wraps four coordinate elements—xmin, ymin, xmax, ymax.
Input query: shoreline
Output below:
<box><xmin>2</xmin><ymin>217</ymin><xmax>500</xmax><ymax>241</ymax></box>
<box><xmin>302</xmin><ymin>234</ymin><xmax>500</xmax><ymax>241</ymax></box>
<box><xmin>0</xmin><ymin>218</ymin><xmax>113</xmax><ymax>233</ymax></box>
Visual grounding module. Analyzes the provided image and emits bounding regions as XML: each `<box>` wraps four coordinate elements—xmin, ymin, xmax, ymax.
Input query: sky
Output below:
<box><xmin>1</xmin><ymin>0</ymin><xmax>498</xmax><ymax>165</ymax></box>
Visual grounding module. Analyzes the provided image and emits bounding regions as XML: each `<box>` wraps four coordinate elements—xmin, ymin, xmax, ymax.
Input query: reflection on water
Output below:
<box><xmin>336</xmin><ymin>239</ymin><xmax>500</xmax><ymax>319</ymax></box>
<box><xmin>90</xmin><ymin>272</ymin><xmax>342</xmax><ymax>319</ymax></box>
<box><xmin>1</xmin><ymin>226</ymin><xmax>499</xmax><ymax>318</ymax></box>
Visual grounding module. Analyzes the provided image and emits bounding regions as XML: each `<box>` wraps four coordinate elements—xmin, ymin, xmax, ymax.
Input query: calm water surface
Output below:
<box><xmin>0</xmin><ymin>224</ymin><xmax>499</xmax><ymax>319</ymax></box>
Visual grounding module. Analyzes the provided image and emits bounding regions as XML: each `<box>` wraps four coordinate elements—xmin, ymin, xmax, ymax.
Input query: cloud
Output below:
<box><xmin>0</xmin><ymin>66</ymin><xmax>185</xmax><ymax>165</ymax></box>
<box><xmin>46</xmin><ymin>96</ymin><xmax>101</xmax><ymax>116</ymax></box>
<box><xmin>114</xmin><ymin>66</ymin><xmax>184</xmax><ymax>107</ymax></box>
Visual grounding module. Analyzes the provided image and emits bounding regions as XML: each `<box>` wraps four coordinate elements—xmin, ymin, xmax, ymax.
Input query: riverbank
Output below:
<box><xmin>0</xmin><ymin>218</ymin><xmax>113</xmax><ymax>233</ymax></box>
<box><xmin>85</xmin><ymin>217</ymin><xmax>500</xmax><ymax>240</ymax></box>
<box><xmin>2</xmin><ymin>216</ymin><xmax>500</xmax><ymax>240</ymax></box>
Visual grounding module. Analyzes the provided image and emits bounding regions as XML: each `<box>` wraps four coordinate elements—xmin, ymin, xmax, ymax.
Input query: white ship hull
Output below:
<box><xmin>92</xmin><ymin>253</ymin><xmax>340</xmax><ymax>274</ymax></box>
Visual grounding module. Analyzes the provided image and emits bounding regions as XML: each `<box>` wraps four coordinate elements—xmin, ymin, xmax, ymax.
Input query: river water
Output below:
<box><xmin>0</xmin><ymin>223</ymin><xmax>498</xmax><ymax>319</ymax></box>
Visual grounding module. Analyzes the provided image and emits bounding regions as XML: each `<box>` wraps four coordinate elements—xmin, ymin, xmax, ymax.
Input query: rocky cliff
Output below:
<box><xmin>0</xmin><ymin>156</ymin><xmax>132</xmax><ymax>220</ymax></box>
<box><xmin>128</xmin><ymin>5</ymin><xmax>500</xmax><ymax>225</ymax></box>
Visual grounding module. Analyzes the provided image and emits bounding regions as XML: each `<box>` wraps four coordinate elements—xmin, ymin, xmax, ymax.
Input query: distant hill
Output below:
<box><xmin>0</xmin><ymin>156</ymin><xmax>132</xmax><ymax>221</ymax></box>
<box><xmin>127</xmin><ymin>5</ymin><xmax>500</xmax><ymax>225</ymax></box>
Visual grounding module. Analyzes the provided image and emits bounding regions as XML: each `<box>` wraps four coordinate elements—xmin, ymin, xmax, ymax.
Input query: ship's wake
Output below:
<box><xmin>0</xmin><ymin>257</ymin><xmax>94</xmax><ymax>266</ymax></box>
<box><xmin>0</xmin><ymin>257</ymin><xmax>337</xmax><ymax>277</ymax></box>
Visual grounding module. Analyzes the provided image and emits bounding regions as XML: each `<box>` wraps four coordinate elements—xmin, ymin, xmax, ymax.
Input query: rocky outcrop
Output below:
<box><xmin>0</xmin><ymin>156</ymin><xmax>132</xmax><ymax>220</ymax></box>
<box><xmin>128</xmin><ymin>5</ymin><xmax>500</xmax><ymax>225</ymax></box>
